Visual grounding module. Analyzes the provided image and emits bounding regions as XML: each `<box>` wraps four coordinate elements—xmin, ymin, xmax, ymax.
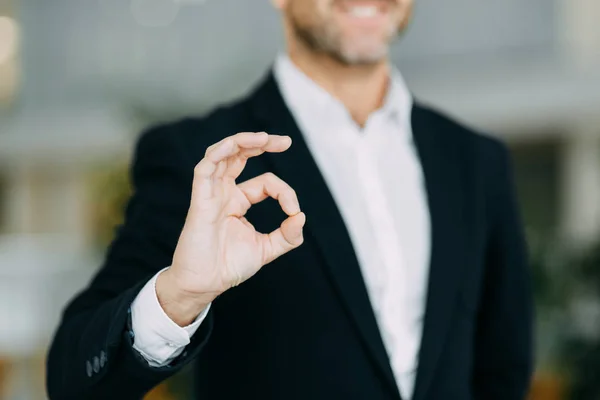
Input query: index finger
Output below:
<box><xmin>200</xmin><ymin>133</ymin><xmax>290</xmax><ymax>173</ymax></box>
<box><xmin>204</xmin><ymin>132</ymin><xmax>290</xmax><ymax>159</ymax></box>
<box><xmin>193</xmin><ymin>132</ymin><xmax>291</xmax><ymax>199</ymax></box>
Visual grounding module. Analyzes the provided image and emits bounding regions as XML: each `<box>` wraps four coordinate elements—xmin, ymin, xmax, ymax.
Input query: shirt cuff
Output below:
<box><xmin>131</xmin><ymin>267</ymin><xmax>211</xmax><ymax>367</ymax></box>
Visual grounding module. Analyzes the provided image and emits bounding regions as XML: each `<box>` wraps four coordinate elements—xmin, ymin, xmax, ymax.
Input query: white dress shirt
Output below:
<box><xmin>131</xmin><ymin>54</ymin><xmax>431</xmax><ymax>400</ymax></box>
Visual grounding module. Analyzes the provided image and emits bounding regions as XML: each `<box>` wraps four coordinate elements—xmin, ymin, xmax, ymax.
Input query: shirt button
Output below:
<box><xmin>86</xmin><ymin>361</ymin><xmax>93</xmax><ymax>378</ymax></box>
<box><xmin>167</xmin><ymin>342</ymin><xmax>176</xmax><ymax>348</ymax></box>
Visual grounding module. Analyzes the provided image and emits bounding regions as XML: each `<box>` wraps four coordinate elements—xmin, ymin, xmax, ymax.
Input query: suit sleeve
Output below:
<box><xmin>473</xmin><ymin>140</ymin><xmax>534</xmax><ymax>400</ymax></box>
<box><xmin>46</xmin><ymin>126</ymin><xmax>213</xmax><ymax>399</ymax></box>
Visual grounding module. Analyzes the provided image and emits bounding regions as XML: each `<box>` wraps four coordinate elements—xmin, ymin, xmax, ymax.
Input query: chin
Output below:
<box><xmin>336</xmin><ymin>41</ymin><xmax>390</xmax><ymax>65</ymax></box>
<box><xmin>332</xmin><ymin>23</ymin><xmax>396</xmax><ymax>64</ymax></box>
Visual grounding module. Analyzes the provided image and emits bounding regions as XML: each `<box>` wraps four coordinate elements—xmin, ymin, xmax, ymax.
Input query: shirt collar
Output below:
<box><xmin>273</xmin><ymin>53</ymin><xmax>413</xmax><ymax>132</ymax></box>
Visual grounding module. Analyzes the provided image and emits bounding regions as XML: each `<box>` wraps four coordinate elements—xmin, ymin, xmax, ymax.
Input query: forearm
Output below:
<box><xmin>46</xmin><ymin>283</ymin><xmax>138</xmax><ymax>398</ymax></box>
<box><xmin>46</xmin><ymin>282</ymin><xmax>212</xmax><ymax>399</ymax></box>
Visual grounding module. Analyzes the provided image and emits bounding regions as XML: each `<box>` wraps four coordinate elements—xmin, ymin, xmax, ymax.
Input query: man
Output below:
<box><xmin>46</xmin><ymin>0</ymin><xmax>533</xmax><ymax>399</ymax></box>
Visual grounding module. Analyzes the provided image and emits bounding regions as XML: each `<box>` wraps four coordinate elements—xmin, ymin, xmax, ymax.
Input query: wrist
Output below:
<box><xmin>155</xmin><ymin>269</ymin><xmax>217</xmax><ymax>327</ymax></box>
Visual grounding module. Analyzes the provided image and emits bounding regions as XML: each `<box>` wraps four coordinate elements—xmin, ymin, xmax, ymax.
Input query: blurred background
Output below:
<box><xmin>1</xmin><ymin>0</ymin><xmax>600</xmax><ymax>399</ymax></box>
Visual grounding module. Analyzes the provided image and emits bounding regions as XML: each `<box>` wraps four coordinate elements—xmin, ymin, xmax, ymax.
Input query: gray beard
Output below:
<box><xmin>291</xmin><ymin>20</ymin><xmax>386</xmax><ymax>66</ymax></box>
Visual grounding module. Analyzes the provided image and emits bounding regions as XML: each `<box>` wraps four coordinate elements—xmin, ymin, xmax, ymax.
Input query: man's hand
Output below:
<box><xmin>156</xmin><ymin>132</ymin><xmax>306</xmax><ymax>326</ymax></box>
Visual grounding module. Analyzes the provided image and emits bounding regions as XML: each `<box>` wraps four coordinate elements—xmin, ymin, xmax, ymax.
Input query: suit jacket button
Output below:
<box><xmin>86</xmin><ymin>361</ymin><xmax>93</xmax><ymax>377</ymax></box>
<box><xmin>100</xmin><ymin>350</ymin><xmax>107</xmax><ymax>367</ymax></box>
<box><xmin>93</xmin><ymin>356</ymin><xmax>100</xmax><ymax>373</ymax></box>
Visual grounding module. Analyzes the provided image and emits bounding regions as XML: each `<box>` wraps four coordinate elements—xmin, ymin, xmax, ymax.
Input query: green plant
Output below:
<box><xmin>87</xmin><ymin>161</ymin><xmax>132</xmax><ymax>248</ymax></box>
<box><xmin>560</xmin><ymin>242</ymin><xmax>600</xmax><ymax>400</ymax></box>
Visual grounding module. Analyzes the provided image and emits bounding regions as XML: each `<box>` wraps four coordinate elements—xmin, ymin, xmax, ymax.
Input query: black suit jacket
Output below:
<box><xmin>46</xmin><ymin>72</ymin><xmax>533</xmax><ymax>400</ymax></box>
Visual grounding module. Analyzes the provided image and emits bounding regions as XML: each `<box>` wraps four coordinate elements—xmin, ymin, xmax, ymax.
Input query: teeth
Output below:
<box><xmin>348</xmin><ymin>6</ymin><xmax>378</xmax><ymax>18</ymax></box>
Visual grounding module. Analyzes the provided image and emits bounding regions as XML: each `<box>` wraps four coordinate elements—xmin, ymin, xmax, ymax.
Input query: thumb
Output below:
<box><xmin>262</xmin><ymin>212</ymin><xmax>306</xmax><ymax>265</ymax></box>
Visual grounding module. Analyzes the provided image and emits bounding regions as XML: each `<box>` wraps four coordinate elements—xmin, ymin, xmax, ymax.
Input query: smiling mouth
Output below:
<box><xmin>349</xmin><ymin>6</ymin><xmax>379</xmax><ymax>18</ymax></box>
<box><xmin>336</xmin><ymin>1</ymin><xmax>393</xmax><ymax>19</ymax></box>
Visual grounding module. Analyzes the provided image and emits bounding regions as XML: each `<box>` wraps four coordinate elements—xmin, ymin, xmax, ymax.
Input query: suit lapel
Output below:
<box><xmin>249</xmin><ymin>73</ymin><xmax>402</xmax><ymax>398</ymax></box>
<box><xmin>411</xmin><ymin>104</ymin><xmax>468</xmax><ymax>400</ymax></box>
<box><xmin>247</xmin><ymin>74</ymin><xmax>467</xmax><ymax>400</ymax></box>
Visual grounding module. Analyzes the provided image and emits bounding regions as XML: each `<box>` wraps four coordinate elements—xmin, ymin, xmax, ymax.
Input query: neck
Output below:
<box><xmin>287</xmin><ymin>41</ymin><xmax>390</xmax><ymax>127</ymax></box>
